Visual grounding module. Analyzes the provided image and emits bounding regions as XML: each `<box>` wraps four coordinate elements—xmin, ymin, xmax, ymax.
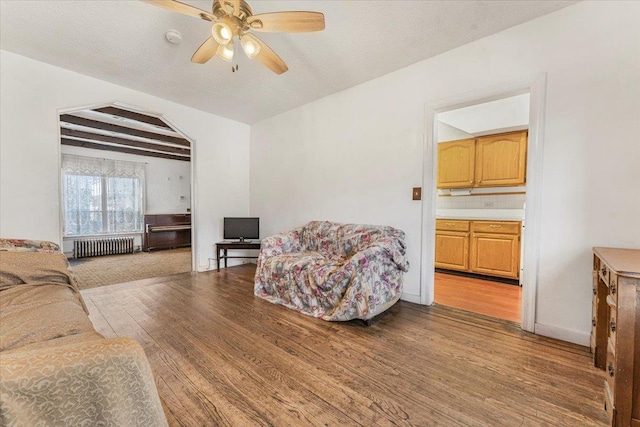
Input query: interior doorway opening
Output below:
<box><xmin>433</xmin><ymin>94</ymin><xmax>529</xmax><ymax>324</ymax></box>
<box><xmin>420</xmin><ymin>74</ymin><xmax>547</xmax><ymax>333</ymax></box>
<box><xmin>57</xmin><ymin>102</ymin><xmax>196</xmax><ymax>290</ymax></box>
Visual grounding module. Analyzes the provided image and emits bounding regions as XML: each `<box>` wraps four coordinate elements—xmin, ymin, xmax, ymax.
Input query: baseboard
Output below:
<box><xmin>401</xmin><ymin>292</ymin><xmax>421</xmax><ymax>304</ymax></box>
<box><xmin>198</xmin><ymin>259</ymin><xmax>249</xmax><ymax>272</ymax></box>
<box><xmin>534</xmin><ymin>322</ymin><xmax>590</xmax><ymax>346</ymax></box>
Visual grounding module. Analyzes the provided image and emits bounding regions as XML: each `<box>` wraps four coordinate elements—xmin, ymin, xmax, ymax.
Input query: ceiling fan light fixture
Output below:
<box><xmin>241</xmin><ymin>35</ymin><xmax>261</xmax><ymax>59</ymax></box>
<box><xmin>212</xmin><ymin>21</ymin><xmax>233</xmax><ymax>44</ymax></box>
<box><xmin>216</xmin><ymin>40</ymin><xmax>235</xmax><ymax>62</ymax></box>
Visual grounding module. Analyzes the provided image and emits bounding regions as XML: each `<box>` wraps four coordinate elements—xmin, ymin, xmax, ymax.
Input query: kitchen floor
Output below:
<box><xmin>434</xmin><ymin>272</ymin><xmax>522</xmax><ymax>323</ymax></box>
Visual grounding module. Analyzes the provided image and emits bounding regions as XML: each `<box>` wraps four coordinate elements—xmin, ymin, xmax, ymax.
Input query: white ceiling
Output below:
<box><xmin>0</xmin><ymin>1</ymin><xmax>575</xmax><ymax>124</ymax></box>
<box><xmin>439</xmin><ymin>93</ymin><xmax>530</xmax><ymax>135</ymax></box>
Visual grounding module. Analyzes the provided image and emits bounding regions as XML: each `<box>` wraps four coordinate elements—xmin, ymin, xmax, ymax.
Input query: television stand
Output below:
<box><xmin>215</xmin><ymin>241</ymin><xmax>261</xmax><ymax>272</ymax></box>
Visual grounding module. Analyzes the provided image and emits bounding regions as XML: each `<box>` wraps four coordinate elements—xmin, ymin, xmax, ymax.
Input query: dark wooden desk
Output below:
<box><xmin>215</xmin><ymin>241</ymin><xmax>261</xmax><ymax>272</ymax></box>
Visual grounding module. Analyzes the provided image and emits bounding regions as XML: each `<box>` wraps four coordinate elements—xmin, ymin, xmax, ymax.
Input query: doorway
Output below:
<box><xmin>57</xmin><ymin>102</ymin><xmax>196</xmax><ymax>289</ymax></box>
<box><xmin>433</xmin><ymin>94</ymin><xmax>529</xmax><ymax>323</ymax></box>
<box><xmin>420</xmin><ymin>75</ymin><xmax>547</xmax><ymax>332</ymax></box>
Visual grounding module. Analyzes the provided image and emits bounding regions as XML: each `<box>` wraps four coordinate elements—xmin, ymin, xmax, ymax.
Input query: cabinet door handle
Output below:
<box><xmin>610</xmin><ymin>320</ymin><xmax>616</xmax><ymax>332</ymax></box>
<box><xmin>592</xmin><ymin>286</ymin><xmax>597</xmax><ymax>295</ymax></box>
<box><xmin>610</xmin><ymin>282</ymin><xmax>616</xmax><ymax>295</ymax></box>
<box><xmin>592</xmin><ymin>318</ymin><xmax>596</xmax><ymax>327</ymax></box>
<box><xmin>601</xmin><ymin>267</ymin><xmax>607</xmax><ymax>276</ymax></box>
<box><xmin>608</xmin><ymin>363</ymin><xmax>615</xmax><ymax>377</ymax></box>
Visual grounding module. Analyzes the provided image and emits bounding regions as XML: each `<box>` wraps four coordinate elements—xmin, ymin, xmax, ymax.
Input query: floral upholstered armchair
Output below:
<box><xmin>254</xmin><ymin>221</ymin><xmax>409</xmax><ymax>322</ymax></box>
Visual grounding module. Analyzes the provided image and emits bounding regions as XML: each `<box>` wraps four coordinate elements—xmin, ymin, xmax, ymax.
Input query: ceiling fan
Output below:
<box><xmin>143</xmin><ymin>0</ymin><xmax>325</xmax><ymax>74</ymax></box>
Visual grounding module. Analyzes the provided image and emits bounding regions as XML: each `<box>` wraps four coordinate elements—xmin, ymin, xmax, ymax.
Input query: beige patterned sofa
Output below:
<box><xmin>0</xmin><ymin>238</ymin><xmax>167</xmax><ymax>426</ymax></box>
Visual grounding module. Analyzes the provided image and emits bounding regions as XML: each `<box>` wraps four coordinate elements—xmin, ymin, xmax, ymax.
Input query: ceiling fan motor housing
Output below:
<box><xmin>212</xmin><ymin>0</ymin><xmax>252</xmax><ymax>20</ymax></box>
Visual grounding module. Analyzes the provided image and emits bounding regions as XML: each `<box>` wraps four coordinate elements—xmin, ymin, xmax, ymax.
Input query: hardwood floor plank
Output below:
<box><xmin>81</xmin><ymin>265</ymin><xmax>608</xmax><ymax>427</ymax></box>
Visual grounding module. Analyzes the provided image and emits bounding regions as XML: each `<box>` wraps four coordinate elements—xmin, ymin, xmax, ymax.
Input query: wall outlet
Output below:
<box><xmin>484</xmin><ymin>201</ymin><xmax>495</xmax><ymax>208</ymax></box>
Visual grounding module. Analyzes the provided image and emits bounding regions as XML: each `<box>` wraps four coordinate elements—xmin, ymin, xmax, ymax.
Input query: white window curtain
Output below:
<box><xmin>62</xmin><ymin>154</ymin><xmax>145</xmax><ymax>237</ymax></box>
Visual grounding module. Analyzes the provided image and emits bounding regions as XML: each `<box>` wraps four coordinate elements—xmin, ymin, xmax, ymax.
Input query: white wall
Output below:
<box><xmin>0</xmin><ymin>50</ymin><xmax>250</xmax><ymax>270</ymax></box>
<box><xmin>250</xmin><ymin>1</ymin><xmax>640</xmax><ymax>344</ymax></box>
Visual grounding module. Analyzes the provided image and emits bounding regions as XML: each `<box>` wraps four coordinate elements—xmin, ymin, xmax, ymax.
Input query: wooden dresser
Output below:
<box><xmin>591</xmin><ymin>247</ymin><xmax>640</xmax><ymax>427</ymax></box>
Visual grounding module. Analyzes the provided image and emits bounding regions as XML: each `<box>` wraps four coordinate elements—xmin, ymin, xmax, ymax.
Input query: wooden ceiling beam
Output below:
<box><xmin>61</xmin><ymin>128</ymin><xmax>190</xmax><ymax>155</ymax></box>
<box><xmin>61</xmin><ymin>138</ymin><xmax>191</xmax><ymax>162</ymax></box>
<box><xmin>60</xmin><ymin>114</ymin><xmax>191</xmax><ymax>147</ymax></box>
<box><xmin>94</xmin><ymin>106</ymin><xmax>173</xmax><ymax>130</ymax></box>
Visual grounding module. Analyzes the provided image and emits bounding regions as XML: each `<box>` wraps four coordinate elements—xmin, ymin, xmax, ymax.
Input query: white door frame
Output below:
<box><xmin>419</xmin><ymin>74</ymin><xmax>547</xmax><ymax>332</ymax></box>
<box><xmin>56</xmin><ymin>101</ymin><xmax>198</xmax><ymax>272</ymax></box>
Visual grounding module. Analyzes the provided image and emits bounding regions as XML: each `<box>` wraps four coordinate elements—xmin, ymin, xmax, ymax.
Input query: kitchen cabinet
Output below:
<box><xmin>475</xmin><ymin>132</ymin><xmax>527</xmax><ymax>187</ymax></box>
<box><xmin>435</xmin><ymin>220</ymin><xmax>470</xmax><ymax>271</ymax></box>
<box><xmin>436</xmin><ymin>219</ymin><xmax>521</xmax><ymax>280</ymax></box>
<box><xmin>470</xmin><ymin>221</ymin><xmax>521</xmax><ymax>279</ymax></box>
<box><xmin>437</xmin><ymin>130</ymin><xmax>527</xmax><ymax>189</ymax></box>
<box><xmin>591</xmin><ymin>248</ymin><xmax>640</xmax><ymax>427</ymax></box>
<box><xmin>437</xmin><ymin>139</ymin><xmax>475</xmax><ymax>188</ymax></box>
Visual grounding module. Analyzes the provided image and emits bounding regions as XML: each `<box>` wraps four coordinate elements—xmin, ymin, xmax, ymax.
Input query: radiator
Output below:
<box><xmin>74</xmin><ymin>237</ymin><xmax>135</xmax><ymax>259</ymax></box>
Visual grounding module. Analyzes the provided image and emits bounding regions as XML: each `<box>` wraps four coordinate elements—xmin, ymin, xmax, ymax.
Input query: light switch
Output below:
<box><xmin>412</xmin><ymin>187</ymin><xmax>422</xmax><ymax>200</ymax></box>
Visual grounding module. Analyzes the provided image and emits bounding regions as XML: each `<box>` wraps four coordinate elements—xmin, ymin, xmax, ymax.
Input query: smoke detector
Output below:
<box><xmin>165</xmin><ymin>30</ymin><xmax>182</xmax><ymax>45</ymax></box>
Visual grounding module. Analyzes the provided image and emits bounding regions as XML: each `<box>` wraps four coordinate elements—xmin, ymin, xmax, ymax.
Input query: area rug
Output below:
<box><xmin>70</xmin><ymin>248</ymin><xmax>191</xmax><ymax>290</ymax></box>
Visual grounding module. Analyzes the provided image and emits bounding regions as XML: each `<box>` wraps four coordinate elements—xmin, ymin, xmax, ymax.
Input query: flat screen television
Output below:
<box><xmin>224</xmin><ymin>217</ymin><xmax>259</xmax><ymax>241</ymax></box>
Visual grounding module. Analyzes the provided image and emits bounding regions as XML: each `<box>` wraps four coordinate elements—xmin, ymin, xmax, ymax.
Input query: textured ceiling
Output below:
<box><xmin>0</xmin><ymin>1</ymin><xmax>575</xmax><ymax>124</ymax></box>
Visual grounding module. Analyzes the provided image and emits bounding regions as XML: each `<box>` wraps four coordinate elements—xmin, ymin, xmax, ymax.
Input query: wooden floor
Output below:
<box><xmin>82</xmin><ymin>265</ymin><xmax>607</xmax><ymax>427</ymax></box>
<box><xmin>434</xmin><ymin>272</ymin><xmax>522</xmax><ymax>323</ymax></box>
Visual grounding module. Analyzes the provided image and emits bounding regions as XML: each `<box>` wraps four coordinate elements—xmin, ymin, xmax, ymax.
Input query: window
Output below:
<box><xmin>62</xmin><ymin>154</ymin><xmax>145</xmax><ymax>236</ymax></box>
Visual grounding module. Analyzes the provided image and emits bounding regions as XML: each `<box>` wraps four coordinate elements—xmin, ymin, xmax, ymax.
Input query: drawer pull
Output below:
<box><xmin>608</xmin><ymin>363</ymin><xmax>615</xmax><ymax>377</ymax></box>
<box><xmin>610</xmin><ymin>320</ymin><xmax>616</xmax><ymax>332</ymax></box>
<box><xmin>489</xmin><ymin>225</ymin><xmax>501</xmax><ymax>228</ymax></box>
<box><xmin>445</xmin><ymin>223</ymin><xmax>455</xmax><ymax>226</ymax></box>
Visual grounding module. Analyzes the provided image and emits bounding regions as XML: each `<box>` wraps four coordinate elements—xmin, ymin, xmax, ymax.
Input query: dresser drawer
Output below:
<box><xmin>606</xmin><ymin>338</ymin><xmax>616</xmax><ymax>399</ymax></box>
<box><xmin>436</xmin><ymin>219</ymin><xmax>470</xmax><ymax>232</ymax></box>
<box><xmin>471</xmin><ymin>221</ymin><xmax>520</xmax><ymax>234</ymax></box>
<box><xmin>599</xmin><ymin>263</ymin><xmax>610</xmax><ymax>285</ymax></box>
<box><xmin>609</xmin><ymin>273</ymin><xmax>618</xmax><ymax>301</ymax></box>
<box><xmin>604</xmin><ymin>379</ymin><xmax>616</xmax><ymax>424</ymax></box>
<box><xmin>608</xmin><ymin>304</ymin><xmax>617</xmax><ymax>347</ymax></box>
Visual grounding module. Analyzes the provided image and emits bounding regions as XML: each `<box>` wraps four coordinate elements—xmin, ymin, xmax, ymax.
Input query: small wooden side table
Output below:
<box><xmin>215</xmin><ymin>241</ymin><xmax>261</xmax><ymax>272</ymax></box>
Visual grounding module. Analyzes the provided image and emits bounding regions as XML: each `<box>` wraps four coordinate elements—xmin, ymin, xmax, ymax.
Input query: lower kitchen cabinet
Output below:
<box><xmin>435</xmin><ymin>219</ymin><xmax>470</xmax><ymax>271</ymax></box>
<box><xmin>437</xmin><ymin>219</ymin><xmax>521</xmax><ymax>280</ymax></box>
<box><xmin>470</xmin><ymin>222</ymin><xmax>520</xmax><ymax>279</ymax></box>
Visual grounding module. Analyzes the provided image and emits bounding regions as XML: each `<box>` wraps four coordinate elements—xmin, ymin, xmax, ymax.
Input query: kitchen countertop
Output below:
<box><xmin>436</xmin><ymin>209</ymin><xmax>525</xmax><ymax>221</ymax></box>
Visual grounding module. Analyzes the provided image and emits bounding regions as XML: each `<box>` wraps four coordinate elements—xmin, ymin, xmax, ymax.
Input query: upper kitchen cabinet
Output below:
<box><xmin>437</xmin><ymin>139</ymin><xmax>476</xmax><ymax>188</ymax></box>
<box><xmin>475</xmin><ymin>131</ymin><xmax>527</xmax><ymax>187</ymax></box>
<box><xmin>437</xmin><ymin>130</ymin><xmax>528</xmax><ymax>189</ymax></box>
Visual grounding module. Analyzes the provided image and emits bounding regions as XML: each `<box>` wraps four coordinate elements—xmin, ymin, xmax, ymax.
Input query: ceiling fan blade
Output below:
<box><xmin>247</xmin><ymin>12</ymin><xmax>325</xmax><ymax>33</ymax></box>
<box><xmin>191</xmin><ymin>37</ymin><xmax>220</xmax><ymax>64</ymax></box>
<box><xmin>142</xmin><ymin>0</ymin><xmax>216</xmax><ymax>22</ymax></box>
<box><xmin>247</xmin><ymin>34</ymin><xmax>288</xmax><ymax>74</ymax></box>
